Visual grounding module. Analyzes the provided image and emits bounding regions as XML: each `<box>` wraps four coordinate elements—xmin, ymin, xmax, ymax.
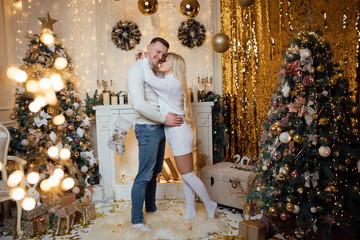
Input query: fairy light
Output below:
<box><xmin>53</xmin><ymin>168</ymin><xmax>64</xmax><ymax>179</ymax></box>
<box><xmin>26</xmin><ymin>80</ymin><xmax>39</xmax><ymax>93</ymax></box>
<box><xmin>26</xmin><ymin>172</ymin><xmax>40</xmax><ymax>184</ymax></box>
<box><xmin>10</xmin><ymin>187</ymin><xmax>25</xmax><ymax>201</ymax></box>
<box><xmin>6</xmin><ymin>66</ymin><xmax>20</xmax><ymax>79</ymax></box>
<box><xmin>7</xmin><ymin>170</ymin><xmax>24</xmax><ymax>187</ymax></box>
<box><xmin>61</xmin><ymin>177</ymin><xmax>75</xmax><ymax>190</ymax></box>
<box><xmin>53</xmin><ymin>114</ymin><xmax>65</xmax><ymax>125</ymax></box>
<box><xmin>14</xmin><ymin>69</ymin><xmax>27</xmax><ymax>83</ymax></box>
<box><xmin>45</xmin><ymin>91</ymin><xmax>57</xmax><ymax>105</ymax></box>
<box><xmin>54</xmin><ymin>57</ymin><xmax>68</xmax><ymax>70</ymax></box>
<box><xmin>59</xmin><ymin>148</ymin><xmax>71</xmax><ymax>160</ymax></box>
<box><xmin>34</xmin><ymin>96</ymin><xmax>46</xmax><ymax>107</ymax></box>
<box><xmin>50</xmin><ymin>74</ymin><xmax>63</xmax><ymax>91</ymax></box>
<box><xmin>40</xmin><ymin>179</ymin><xmax>51</xmax><ymax>191</ymax></box>
<box><xmin>22</xmin><ymin>197</ymin><xmax>36</xmax><ymax>211</ymax></box>
<box><xmin>39</xmin><ymin>77</ymin><xmax>51</xmax><ymax>89</ymax></box>
<box><xmin>40</xmin><ymin>32</ymin><xmax>54</xmax><ymax>45</ymax></box>
<box><xmin>29</xmin><ymin>101</ymin><xmax>41</xmax><ymax>113</ymax></box>
<box><xmin>48</xmin><ymin>175</ymin><xmax>60</xmax><ymax>187</ymax></box>
<box><xmin>48</xmin><ymin>146</ymin><xmax>59</xmax><ymax>158</ymax></box>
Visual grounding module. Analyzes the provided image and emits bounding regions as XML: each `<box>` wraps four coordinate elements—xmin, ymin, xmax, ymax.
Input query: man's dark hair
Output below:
<box><xmin>150</xmin><ymin>37</ymin><xmax>170</xmax><ymax>49</ymax></box>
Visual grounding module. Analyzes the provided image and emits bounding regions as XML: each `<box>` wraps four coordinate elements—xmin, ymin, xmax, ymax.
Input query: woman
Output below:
<box><xmin>138</xmin><ymin>51</ymin><xmax>217</xmax><ymax>219</ymax></box>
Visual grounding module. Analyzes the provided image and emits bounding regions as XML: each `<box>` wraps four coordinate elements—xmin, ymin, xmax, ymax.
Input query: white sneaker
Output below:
<box><xmin>132</xmin><ymin>223</ymin><xmax>151</xmax><ymax>232</ymax></box>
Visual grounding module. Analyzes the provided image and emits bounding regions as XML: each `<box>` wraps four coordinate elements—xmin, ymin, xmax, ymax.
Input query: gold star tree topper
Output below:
<box><xmin>38</xmin><ymin>12</ymin><xmax>57</xmax><ymax>31</ymax></box>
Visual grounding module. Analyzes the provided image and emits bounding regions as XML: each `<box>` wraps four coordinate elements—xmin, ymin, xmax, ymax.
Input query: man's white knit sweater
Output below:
<box><xmin>126</xmin><ymin>59</ymin><xmax>166</xmax><ymax>125</ymax></box>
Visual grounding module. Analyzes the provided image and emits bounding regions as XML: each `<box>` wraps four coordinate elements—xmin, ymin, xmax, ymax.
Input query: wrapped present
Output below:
<box><xmin>91</xmin><ymin>184</ymin><xmax>105</xmax><ymax>202</ymax></box>
<box><xmin>238</xmin><ymin>219</ymin><xmax>267</xmax><ymax>240</ymax></box>
<box><xmin>83</xmin><ymin>203</ymin><xmax>96</xmax><ymax>223</ymax></box>
<box><xmin>62</xmin><ymin>192</ymin><xmax>76</xmax><ymax>206</ymax></box>
<box><xmin>4</xmin><ymin>214</ymin><xmax>49</xmax><ymax>236</ymax></box>
<box><xmin>11</xmin><ymin>204</ymin><xmax>49</xmax><ymax>220</ymax></box>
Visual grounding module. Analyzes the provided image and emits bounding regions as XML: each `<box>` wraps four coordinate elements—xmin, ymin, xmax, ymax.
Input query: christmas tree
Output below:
<box><xmin>8</xmin><ymin>13</ymin><xmax>99</xmax><ymax>202</ymax></box>
<box><xmin>249</xmin><ymin>30</ymin><xmax>360</xmax><ymax>239</ymax></box>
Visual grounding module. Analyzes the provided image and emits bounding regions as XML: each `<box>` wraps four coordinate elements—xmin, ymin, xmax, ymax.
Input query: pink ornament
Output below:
<box><xmin>291</xmin><ymin>170</ymin><xmax>298</xmax><ymax>178</ymax></box>
<box><xmin>280</xmin><ymin>212</ymin><xmax>288</xmax><ymax>220</ymax></box>
<box><xmin>302</xmin><ymin>75</ymin><xmax>315</xmax><ymax>86</ymax></box>
<box><xmin>74</xmin><ymin>138</ymin><xmax>80</xmax><ymax>144</ymax></box>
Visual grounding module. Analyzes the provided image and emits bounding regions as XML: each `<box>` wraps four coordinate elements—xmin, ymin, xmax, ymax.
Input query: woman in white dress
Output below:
<box><xmin>137</xmin><ymin>51</ymin><xmax>217</xmax><ymax>219</ymax></box>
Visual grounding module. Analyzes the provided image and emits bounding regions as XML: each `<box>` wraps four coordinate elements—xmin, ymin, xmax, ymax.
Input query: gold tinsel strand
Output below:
<box><xmin>221</xmin><ymin>0</ymin><xmax>360</xmax><ymax>158</ymax></box>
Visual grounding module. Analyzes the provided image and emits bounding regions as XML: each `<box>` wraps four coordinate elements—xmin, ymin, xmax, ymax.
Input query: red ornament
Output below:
<box><xmin>280</xmin><ymin>212</ymin><xmax>288</xmax><ymax>220</ymax></box>
<box><xmin>291</xmin><ymin>170</ymin><xmax>298</xmax><ymax>178</ymax></box>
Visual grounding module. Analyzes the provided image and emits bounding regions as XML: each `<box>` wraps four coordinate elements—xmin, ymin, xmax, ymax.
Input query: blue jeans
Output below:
<box><xmin>131</xmin><ymin>124</ymin><xmax>165</xmax><ymax>224</ymax></box>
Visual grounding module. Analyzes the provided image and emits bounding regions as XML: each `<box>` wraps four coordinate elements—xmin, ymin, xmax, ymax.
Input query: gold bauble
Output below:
<box><xmin>353</xmin><ymin>129</ymin><xmax>359</xmax><ymax>135</ymax></box>
<box><xmin>283</xmin><ymin>164</ymin><xmax>290</xmax><ymax>173</ymax></box>
<box><xmin>277</xmin><ymin>172</ymin><xmax>286</xmax><ymax>181</ymax></box>
<box><xmin>336</xmin><ymin>115</ymin><xmax>343</xmax><ymax>121</ymax></box>
<box><xmin>21</xmin><ymin>106</ymin><xmax>26</xmax><ymax>111</ymax></box>
<box><xmin>297</xmin><ymin>188</ymin><xmax>303</xmax><ymax>194</ymax></box>
<box><xmin>330</xmin><ymin>186</ymin><xmax>336</xmax><ymax>192</ymax></box>
<box><xmin>351</xmin><ymin>106</ymin><xmax>357</xmax><ymax>114</ymax></box>
<box><xmin>79</xmin><ymin>141</ymin><xmax>84</xmax><ymax>147</ymax></box>
<box><xmin>289</xmin><ymin>130</ymin><xmax>295</xmax><ymax>136</ymax></box>
<box><xmin>319</xmin><ymin>117</ymin><xmax>329</xmax><ymax>125</ymax></box>
<box><xmin>74</xmin><ymin>151</ymin><xmax>80</xmax><ymax>157</ymax></box>
<box><xmin>68</xmin><ymin>124</ymin><xmax>74</xmax><ymax>131</ymax></box>
<box><xmin>179</xmin><ymin>0</ymin><xmax>200</xmax><ymax>19</ymax></box>
<box><xmin>237</xmin><ymin>0</ymin><xmax>255</xmax><ymax>7</ymax></box>
<box><xmin>211</xmin><ymin>33</ymin><xmax>231</xmax><ymax>53</ymax></box>
<box><xmin>138</xmin><ymin>0</ymin><xmax>159</xmax><ymax>16</ymax></box>
<box><xmin>350</xmin><ymin>95</ymin><xmax>356</xmax><ymax>103</ymax></box>
<box><xmin>28</xmin><ymin>112</ymin><xmax>34</xmax><ymax>117</ymax></box>
<box><xmin>11</xmin><ymin>113</ymin><xmax>17</xmax><ymax>120</ymax></box>
<box><xmin>269</xmin><ymin>206</ymin><xmax>276</xmax><ymax>213</ymax></box>
<box><xmin>293</xmin><ymin>134</ymin><xmax>303</xmax><ymax>143</ymax></box>
<box><xmin>286</xmin><ymin>203</ymin><xmax>294</xmax><ymax>212</ymax></box>
<box><xmin>345</xmin><ymin>159</ymin><xmax>351</xmax><ymax>164</ymax></box>
<box><xmin>330</xmin><ymin>78</ymin><xmax>337</xmax><ymax>85</ymax></box>
<box><xmin>296</xmin><ymin>83</ymin><xmax>305</xmax><ymax>91</ymax></box>
<box><xmin>351</xmin><ymin>118</ymin><xmax>358</xmax><ymax>126</ymax></box>
<box><xmin>321</xmin><ymin>137</ymin><xmax>330</xmax><ymax>144</ymax></box>
<box><xmin>316</xmin><ymin>65</ymin><xmax>325</xmax><ymax>72</ymax></box>
<box><xmin>325</xmin><ymin>186</ymin><xmax>332</xmax><ymax>192</ymax></box>
<box><xmin>15</xmin><ymin>134</ymin><xmax>19</xmax><ymax>139</ymax></box>
<box><xmin>270</xmin><ymin>123</ymin><xmax>281</xmax><ymax>135</ymax></box>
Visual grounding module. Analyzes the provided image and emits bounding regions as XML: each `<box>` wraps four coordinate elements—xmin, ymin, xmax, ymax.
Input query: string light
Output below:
<box><xmin>52</xmin><ymin>114</ymin><xmax>65</xmax><ymax>125</ymax></box>
<box><xmin>26</xmin><ymin>172</ymin><xmax>40</xmax><ymax>184</ymax></box>
<box><xmin>10</xmin><ymin>187</ymin><xmax>25</xmax><ymax>201</ymax></box>
<box><xmin>61</xmin><ymin>177</ymin><xmax>75</xmax><ymax>190</ymax></box>
<box><xmin>53</xmin><ymin>168</ymin><xmax>64</xmax><ymax>179</ymax></box>
<box><xmin>14</xmin><ymin>69</ymin><xmax>27</xmax><ymax>83</ymax></box>
<box><xmin>47</xmin><ymin>146</ymin><xmax>59</xmax><ymax>158</ymax></box>
<box><xmin>22</xmin><ymin>197</ymin><xmax>36</xmax><ymax>211</ymax></box>
<box><xmin>40</xmin><ymin>179</ymin><xmax>51</xmax><ymax>191</ymax></box>
<box><xmin>7</xmin><ymin>170</ymin><xmax>24</xmax><ymax>187</ymax></box>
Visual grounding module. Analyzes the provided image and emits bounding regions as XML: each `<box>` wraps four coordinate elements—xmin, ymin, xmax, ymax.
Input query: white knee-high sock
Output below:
<box><xmin>181</xmin><ymin>171</ymin><xmax>217</xmax><ymax>218</ymax></box>
<box><xmin>181</xmin><ymin>179</ymin><xmax>196</xmax><ymax>219</ymax></box>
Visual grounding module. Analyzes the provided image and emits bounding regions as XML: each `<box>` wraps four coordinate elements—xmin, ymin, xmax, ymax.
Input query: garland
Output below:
<box><xmin>110</xmin><ymin>20</ymin><xmax>141</xmax><ymax>51</ymax></box>
<box><xmin>84</xmin><ymin>90</ymin><xmax>126</xmax><ymax>117</ymax></box>
<box><xmin>177</xmin><ymin>19</ymin><xmax>206</xmax><ymax>48</ymax></box>
<box><xmin>198</xmin><ymin>91</ymin><xmax>229</xmax><ymax>162</ymax></box>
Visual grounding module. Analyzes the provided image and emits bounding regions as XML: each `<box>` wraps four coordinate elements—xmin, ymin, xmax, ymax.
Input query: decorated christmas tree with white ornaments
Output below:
<box><xmin>249</xmin><ymin>30</ymin><xmax>360</xmax><ymax>239</ymax></box>
<box><xmin>8</xmin><ymin>13</ymin><xmax>99</xmax><ymax>203</ymax></box>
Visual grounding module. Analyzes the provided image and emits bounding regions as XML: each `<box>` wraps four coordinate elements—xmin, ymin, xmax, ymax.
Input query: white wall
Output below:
<box><xmin>1</xmin><ymin>0</ymin><xmax>222</xmax><ymax>122</ymax></box>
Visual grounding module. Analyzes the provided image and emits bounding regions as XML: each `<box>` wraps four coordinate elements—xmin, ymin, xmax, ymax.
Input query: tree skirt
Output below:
<box><xmin>88</xmin><ymin>204</ymin><xmax>228</xmax><ymax>240</ymax></box>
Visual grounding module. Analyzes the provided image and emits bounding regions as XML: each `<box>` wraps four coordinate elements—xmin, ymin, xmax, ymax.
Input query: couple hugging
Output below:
<box><xmin>126</xmin><ymin>37</ymin><xmax>217</xmax><ymax>232</ymax></box>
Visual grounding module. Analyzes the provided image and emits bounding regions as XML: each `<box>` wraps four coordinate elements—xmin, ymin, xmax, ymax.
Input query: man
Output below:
<box><xmin>126</xmin><ymin>37</ymin><xmax>183</xmax><ymax>232</ymax></box>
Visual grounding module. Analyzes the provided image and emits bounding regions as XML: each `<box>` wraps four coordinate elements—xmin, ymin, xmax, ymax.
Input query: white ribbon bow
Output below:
<box><xmin>304</xmin><ymin>171</ymin><xmax>319</xmax><ymax>188</ymax></box>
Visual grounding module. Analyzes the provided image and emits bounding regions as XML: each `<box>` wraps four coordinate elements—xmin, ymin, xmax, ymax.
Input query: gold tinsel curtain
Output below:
<box><xmin>221</xmin><ymin>0</ymin><xmax>360</xmax><ymax>158</ymax></box>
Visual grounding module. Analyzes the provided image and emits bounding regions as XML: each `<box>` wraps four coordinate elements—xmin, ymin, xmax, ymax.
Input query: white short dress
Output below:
<box><xmin>141</xmin><ymin>58</ymin><xmax>194</xmax><ymax>156</ymax></box>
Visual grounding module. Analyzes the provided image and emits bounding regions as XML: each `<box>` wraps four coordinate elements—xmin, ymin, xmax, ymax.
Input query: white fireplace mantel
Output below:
<box><xmin>94</xmin><ymin>102</ymin><xmax>214</xmax><ymax>200</ymax></box>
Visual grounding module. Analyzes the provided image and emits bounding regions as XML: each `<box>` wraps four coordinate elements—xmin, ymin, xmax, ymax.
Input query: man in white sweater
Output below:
<box><xmin>126</xmin><ymin>37</ymin><xmax>183</xmax><ymax>232</ymax></box>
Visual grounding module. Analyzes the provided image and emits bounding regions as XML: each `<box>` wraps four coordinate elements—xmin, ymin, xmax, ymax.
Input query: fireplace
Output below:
<box><xmin>94</xmin><ymin>102</ymin><xmax>214</xmax><ymax>200</ymax></box>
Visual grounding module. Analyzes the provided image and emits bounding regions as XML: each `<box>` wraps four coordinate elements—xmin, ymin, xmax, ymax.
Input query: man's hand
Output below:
<box><xmin>165</xmin><ymin>113</ymin><xmax>184</xmax><ymax>127</ymax></box>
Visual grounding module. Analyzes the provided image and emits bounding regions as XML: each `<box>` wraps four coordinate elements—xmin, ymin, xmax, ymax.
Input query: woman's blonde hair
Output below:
<box><xmin>166</xmin><ymin>53</ymin><xmax>194</xmax><ymax>128</ymax></box>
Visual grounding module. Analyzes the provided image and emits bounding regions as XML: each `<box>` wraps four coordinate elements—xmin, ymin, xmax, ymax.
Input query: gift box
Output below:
<box><xmin>238</xmin><ymin>219</ymin><xmax>267</xmax><ymax>240</ymax></box>
<box><xmin>4</xmin><ymin>214</ymin><xmax>50</xmax><ymax>236</ymax></box>
<box><xmin>11</xmin><ymin>204</ymin><xmax>49</xmax><ymax>220</ymax></box>
<box><xmin>200</xmin><ymin>162</ymin><xmax>256</xmax><ymax>209</ymax></box>
<box><xmin>80</xmin><ymin>203</ymin><xmax>96</xmax><ymax>223</ymax></box>
<box><xmin>91</xmin><ymin>184</ymin><xmax>105</xmax><ymax>202</ymax></box>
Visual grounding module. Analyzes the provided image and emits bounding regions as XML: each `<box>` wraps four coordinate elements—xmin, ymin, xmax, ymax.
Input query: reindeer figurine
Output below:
<box><xmin>49</xmin><ymin>199</ymin><xmax>85</xmax><ymax>235</ymax></box>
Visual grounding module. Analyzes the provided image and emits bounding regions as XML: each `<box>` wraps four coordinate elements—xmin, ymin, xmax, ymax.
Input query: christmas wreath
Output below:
<box><xmin>111</xmin><ymin>20</ymin><xmax>141</xmax><ymax>51</ymax></box>
<box><xmin>177</xmin><ymin>19</ymin><xmax>206</xmax><ymax>48</ymax></box>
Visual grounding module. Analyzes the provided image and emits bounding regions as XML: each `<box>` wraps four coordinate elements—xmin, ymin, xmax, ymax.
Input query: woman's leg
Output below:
<box><xmin>175</xmin><ymin>153</ymin><xmax>217</xmax><ymax>219</ymax></box>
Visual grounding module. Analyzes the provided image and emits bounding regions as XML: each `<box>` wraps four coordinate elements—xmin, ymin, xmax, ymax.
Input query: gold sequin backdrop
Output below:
<box><xmin>221</xmin><ymin>0</ymin><xmax>360</xmax><ymax>158</ymax></box>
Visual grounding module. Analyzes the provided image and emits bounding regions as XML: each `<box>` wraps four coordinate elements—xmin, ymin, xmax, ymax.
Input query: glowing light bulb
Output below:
<box><xmin>40</xmin><ymin>33</ymin><xmax>54</xmax><ymax>45</ymax></box>
<box><xmin>22</xmin><ymin>197</ymin><xmax>36</xmax><ymax>211</ymax></box>
<box><xmin>48</xmin><ymin>146</ymin><xmax>59</xmax><ymax>158</ymax></box>
<box><xmin>54</xmin><ymin>57</ymin><xmax>68</xmax><ymax>70</ymax></box>
<box><xmin>14</xmin><ymin>69</ymin><xmax>27</xmax><ymax>83</ymax></box>
<box><xmin>0</xmin><ymin>162</ymin><xmax>2</xmax><ymax>171</ymax></box>
<box><xmin>7</xmin><ymin>67</ymin><xmax>20</xmax><ymax>79</ymax></box>
<box><xmin>10</xmin><ymin>187</ymin><xmax>25</xmax><ymax>200</ymax></box>
<box><xmin>50</xmin><ymin>74</ymin><xmax>63</xmax><ymax>91</ymax></box>
<box><xmin>61</xmin><ymin>178</ymin><xmax>75</xmax><ymax>190</ymax></box>
<box><xmin>26</xmin><ymin>80</ymin><xmax>39</xmax><ymax>93</ymax></box>
<box><xmin>45</xmin><ymin>91</ymin><xmax>57</xmax><ymax>105</ymax></box>
<box><xmin>40</xmin><ymin>179</ymin><xmax>51</xmax><ymax>191</ymax></box>
<box><xmin>35</xmin><ymin>96</ymin><xmax>46</xmax><ymax>107</ymax></box>
<box><xmin>48</xmin><ymin>175</ymin><xmax>60</xmax><ymax>187</ymax></box>
<box><xmin>53</xmin><ymin>114</ymin><xmax>65</xmax><ymax>125</ymax></box>
<box><xmin>7</xmin><ymin>170</ymin><xmax>24</xmax><ymax>187</ymax></box>
<box><xmin>39</xmin><ymin>78</ymin><xmax>51</xmax><ymax>89</ymax></box>
<box><xmin>59</xmin><ymin>148</ymin><xmax>71</xmax><ymax>160</ymax></box>
<box><xmin>29</xmin><ymin>101</ymin><xmax>41</xmax><ymax>113</ymax></box>
<box><xmin>26</xmin><ymin>172</ymin><xmax>40</xmax><ymax>184</ymax></box>
<box><xmin>53</xmin><ymin>168</ymin><xmax>64</xmax><ymax>179</ymax></box>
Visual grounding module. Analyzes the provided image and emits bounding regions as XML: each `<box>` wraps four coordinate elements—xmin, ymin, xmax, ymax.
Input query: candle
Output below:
<box><xmin>103</xmin><ymin>92</ymin><xmax>110</xmax><ymax>105</ymax></box>
<box><xmin>120</xmin><ymin>95</ymin><xmax>125</xmax><ymax>105</ymax></box>
<box><xmin>111</xmin><ymin>96</ymin><xmax>118</xmax><ymax>105</ymax></box>
<box><xmin>193</xmin><ymin>87</ymin><xmax>198</xmax><ymax>102</ymax></box>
